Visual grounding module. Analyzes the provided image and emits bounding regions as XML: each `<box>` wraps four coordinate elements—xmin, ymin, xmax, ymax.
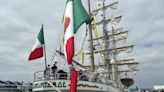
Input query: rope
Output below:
<box><xmin>50</xmin><ymin>43</ymin><xmax>61</xmax><ymax>66</ymax></box>
<box><xmin>92</xmin><ymin>17</ymin><xmax>105</xmax><ymax>66</ymax></box>
<box><xmin>47</xmin><ymin>81</ymin><xmax>62</xmax><ymax>92</ymax></box>
<box><xmin>74</xmin><ymin>28</ymin><xmax>88</xmax><ymax>57</ymax></box>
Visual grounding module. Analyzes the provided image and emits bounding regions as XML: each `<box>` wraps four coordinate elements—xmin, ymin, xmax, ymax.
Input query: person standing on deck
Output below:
<box><xmin>44</xmin><ymin>65</ymin><xmax>51</xmax><ymax>80</ymax></box>
<box><xmin>51</xmin><ymin>62</ymin><xmax>58</xmax><ymax>79</ymax></box>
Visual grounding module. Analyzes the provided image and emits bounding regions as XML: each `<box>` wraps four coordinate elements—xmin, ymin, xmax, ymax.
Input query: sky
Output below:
<box><xmin>0</xmin><ymin>0</ymin><xmax>164</xmax><ymax>88</ymax></box>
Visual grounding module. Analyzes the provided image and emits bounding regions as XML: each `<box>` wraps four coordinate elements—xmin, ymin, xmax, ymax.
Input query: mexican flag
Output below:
<box><xmin>63</xmin><ymin>0</ymin><xmax>92</xmax><ymax>65</ymax></box>
<box><xmin>29</xmin><ymin>25</ymin><xmax>44</xmax><ymax>61</ymax></box>
<box><xmin>63</xmin><ymin>0</ymin><xmax>91</xmax><ymax>92</ymax></box>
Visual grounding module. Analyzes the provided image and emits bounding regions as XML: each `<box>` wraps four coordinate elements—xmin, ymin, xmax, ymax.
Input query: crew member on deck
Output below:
<box><xmin>44</xmin><ymin>65</ymin><xmax>51</xmax><ymax>80</ymax></box>
<box><xmin>51</xmin><ymin>62</ymin><xmax>58</xmax><ymax>79</ymax></box>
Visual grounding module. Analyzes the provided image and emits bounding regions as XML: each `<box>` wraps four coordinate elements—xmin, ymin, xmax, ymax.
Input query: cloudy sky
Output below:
<box><xmin>0</xmin><ymin>0</ymin><xmax>164</xmax><ymax>88</ymax></box>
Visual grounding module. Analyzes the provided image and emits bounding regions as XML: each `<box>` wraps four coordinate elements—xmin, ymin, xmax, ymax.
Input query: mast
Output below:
<box><xmin>111</xmin><ymin>26</ymin><xmax>119</xmax><ymax>86</ymax></box>
<box><xmin>87</xmin><ymin>0</ymin><xmax>95</xmax><ymax>73</ymax></box>
<box><xmin>111</xmin><ymin>27</ymin><xmax>116</xmax><ymax>81</ymax></box>
<box><xmin>85</xmin><ymin>0</ymin><xmax>138</xmax><ymax>89</ymax></box>
<box><xmin>102</xmin><ymin>0</ymin><xmax>111</xmax><ymax>79</ymax></box>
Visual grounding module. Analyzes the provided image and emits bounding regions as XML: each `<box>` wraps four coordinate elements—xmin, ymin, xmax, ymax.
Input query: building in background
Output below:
<box><xmin>154</xmin><ymin>85</ymin><xmax>164</xmax><ymax>92</ymax></box>
<box><xmin>0</xmin><ymin>80</ymin><xmax>32</xmax><ymax>92</ymax></box>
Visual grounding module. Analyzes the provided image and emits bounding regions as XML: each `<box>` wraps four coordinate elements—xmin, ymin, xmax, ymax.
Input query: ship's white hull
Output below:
<box><xmin>33</xmin><ymin>79</ymin><xmax>121</xmax><ymax>92</ymax></box>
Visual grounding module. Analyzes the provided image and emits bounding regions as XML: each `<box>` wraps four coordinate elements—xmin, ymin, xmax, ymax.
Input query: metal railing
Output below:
<box><xmin>34</xmin><ymin>70</ymin><xmax>70</xmax><ymax>82</ymax></box>
<box><xmin>33</xmin><ymin>70</ymin><xmax>116</xmax><ymax>87</ymax></box>
<box><xmin>33</xmin><ymin>70</ymin><xmax>91</xmax><ymax>82</ymax></box>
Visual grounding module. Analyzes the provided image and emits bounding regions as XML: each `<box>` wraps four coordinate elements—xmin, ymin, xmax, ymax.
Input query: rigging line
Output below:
<box><xmin>50</xmin><ymin>51</ymin><xmax>57</xmax><ymax>66</ymax></box>
<box><xmin>74</xmin><ymin>27</ymin><xmax>88</xmax><ymax>57</ymax></box>
<box><xmin>50</xmin><ymin>44</ymin><xmax>61</xmax><ymax>66</ymax></box>
<box><xmin>92</xmin><ymin>17</ymin><xmax>105</xmax><ymax>66</ymax></box>
<box><xmin>50</xmin><ymin>52</ymin><xmax>56</xmax><ymax>65</ymax></box>
<box><xmin>94</xmin><ymin>0</ymin><xmax>108</xmax><ymax>66</ymax></box>
<box><xmin>47</xmin><ymin>81</ymin><xmax>62</xmax><ymax>92</ymax></box>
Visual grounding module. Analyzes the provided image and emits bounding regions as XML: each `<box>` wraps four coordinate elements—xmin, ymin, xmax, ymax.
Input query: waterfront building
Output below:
<box><xmin>154</xmin><ymin>85</ymin><xmax>164</xmax><ymax>92</ymax></box>
<box><xmin>0</xmin><ymin>80</ymin><xmax>32</xmax><ymax>92</ymax></box>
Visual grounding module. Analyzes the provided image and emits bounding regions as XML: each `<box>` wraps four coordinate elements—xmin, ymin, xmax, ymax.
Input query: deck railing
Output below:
<box><xmin>33</xmin><ymin>70</ymin><xmax>92</xmax><ymax>82</ymax></box>
<box><xmin>33</xmin><ymin>70</ymin><xmax>116</xmax><ymax>87</ymax></box>
<box><xmin>34</xmin><ymin>70</ymin><xmax>70</xmax><ymax>82</ymax></box>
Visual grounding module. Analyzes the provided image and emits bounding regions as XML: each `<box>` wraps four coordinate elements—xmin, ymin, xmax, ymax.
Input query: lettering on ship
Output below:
<box><xmin>33</xmin><ymin>81</ymin><xmax>66</xmax><ymax>89</ymax></box>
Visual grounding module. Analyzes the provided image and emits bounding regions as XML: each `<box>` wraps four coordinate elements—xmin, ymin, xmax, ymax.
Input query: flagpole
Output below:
<box><xmin>42</xmin><ymin>24</ymin><xmax>47</xmax><ymax>70</ymax></box>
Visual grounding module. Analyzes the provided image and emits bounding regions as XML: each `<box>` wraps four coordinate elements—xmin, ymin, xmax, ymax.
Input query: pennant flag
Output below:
<box><xmin>29</xmin><ymin>25</ymin><xmax>44</xmax><ymax>61</ymax></box>
<box><xmin>92</xmin><ymin>18</ymin><xmax>99</xmax><ymax>38</ymax></box>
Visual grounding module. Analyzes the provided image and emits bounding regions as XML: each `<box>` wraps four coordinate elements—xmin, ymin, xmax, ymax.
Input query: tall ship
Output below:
<box><xmin>32</xmin><ymin>0</ymin><xmax>138</xmax><ymax>92</ymax></box>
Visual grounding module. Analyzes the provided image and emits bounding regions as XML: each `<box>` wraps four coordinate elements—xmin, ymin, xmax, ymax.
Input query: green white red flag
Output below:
<box><xmin>28</xmin><ymin>26</ymin><xmax>44</xmax><ymax>61</ymax></box>
<box><xmin>63</xmin><ymin>0</ymin><xmax>92</xmax><ymax>65</ymax></box>
<box><xmin>70</xmin><ymin>68</ymin><xmax>78</xmax><ymax>92</ymax></box>
<box><xmin>63</xmin><ymin>0</ymin><xmax>92</xmax><ymax>92</ymax></box>
<box><xmin>63</xmin><ymin>0</ymin><xmax>74</xmax><ymax>65</ymax></box>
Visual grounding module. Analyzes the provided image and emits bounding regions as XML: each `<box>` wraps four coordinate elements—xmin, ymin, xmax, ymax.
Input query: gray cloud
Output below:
<box><xmin>0</xmin><ymin>0</ymin><xmax>163</xmax><ymax>88</ymax></box>
<box><xmin>0</xmin><ymin>0</ymin><xmax>64</xmax><ymax>82</ymax></box>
